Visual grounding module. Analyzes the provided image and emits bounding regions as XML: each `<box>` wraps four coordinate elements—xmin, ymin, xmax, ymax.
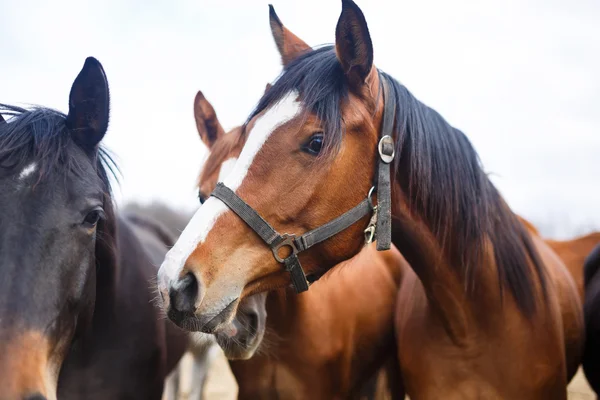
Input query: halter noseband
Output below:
<box><xmin>210</xmin><ymin>76</ymin><xmax>396</xmax><ymax>293</ymax></box>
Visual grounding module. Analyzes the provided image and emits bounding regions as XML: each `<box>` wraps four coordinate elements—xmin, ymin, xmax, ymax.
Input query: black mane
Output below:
<box><xmin>0</xmin><ymin>104</ymin><xmax>117</xmax><ymax>181</ymax></box>
<box><xmin>249</xmin><ymin>45</ymin><xmax>547</xmax><ymax>315</ymax></box>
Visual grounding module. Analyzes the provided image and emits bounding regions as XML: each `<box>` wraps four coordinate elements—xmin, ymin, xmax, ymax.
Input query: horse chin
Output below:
<box><xmin>212</xmin><ymin>293</ymin><xmax>267</xmax><ymax>360</ymax></box>
<box><xmin>213</xmin><ymin>318</ymin><xmax>264</xmax><ymax>360</ymax></box>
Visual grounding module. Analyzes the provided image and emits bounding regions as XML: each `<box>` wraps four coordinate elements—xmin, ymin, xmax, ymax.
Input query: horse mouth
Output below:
<box><xmin>167</xmin><ymin>298</ymin><xmax>238</xmax><ymax>333</ymax></box>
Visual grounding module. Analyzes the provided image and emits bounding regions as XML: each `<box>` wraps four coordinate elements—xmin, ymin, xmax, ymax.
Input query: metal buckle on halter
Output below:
<box><xmin>364</xmin><ymin>207</ymin><xmax>378</xmax><ymax>244</ymax></box>
<box><xmin>272</xmin><ymin>234</ymin><xmax>299</xmax><ymax>263</ymax></box>
<box><xmin>364</xmin><ymin>186</ymin><xmax>378</xmax><ymax>244</ymax></box>
<box><xmin>378</xmin><ymin>135</ymin><xmax>395</xmax><ymax>164</ymax></box>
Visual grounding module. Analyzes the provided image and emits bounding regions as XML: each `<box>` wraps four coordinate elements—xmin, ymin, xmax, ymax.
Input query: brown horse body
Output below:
<box><xmin>392</xmin><ymin>230</ymin><xmax>582</xmax><ymax>399</ymax></box>
<box><xmin>58</xmin><ymin>215</ymin><xmax>188</xmax><ymax>399</ymax></box>
<box><xmin>159</xmin><ymin>2</ymin><xmax>584</xmax><ymax>399</ymax></box>
<box><xmin>230</xmin><ymin>246</ymin><xmax>404</xmax><ymax>400</ymax></box>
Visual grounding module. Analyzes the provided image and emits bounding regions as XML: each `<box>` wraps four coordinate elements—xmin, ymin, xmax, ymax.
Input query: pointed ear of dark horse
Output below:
<box><xmin>335</xmin><ymin>0</ymin><xmax>374</xmax><ymax>88</ymax></box>
<box><xmin>264</xmin><ymin>83</ymin><xmax>273</xmax><ymax>94</ymax></box>
<box><xmin>194</xmin><ymin>90</ymin><xmax>225</xmax><ymax>149</ymax></box>
<box><xmin>269</xmin><ymin>4</ymin><xmax>311</xmax><ymax>67</ymax></box>
<box><xmin>66</xmin><ymin>57</ymin><xmax>110</xmax><ymax>152</ymax></box>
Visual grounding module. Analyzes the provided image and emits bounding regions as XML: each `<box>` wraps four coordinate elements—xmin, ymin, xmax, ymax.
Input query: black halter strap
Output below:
<box><xmin>210</xmin><ymin>75</ymin><xmax>396</xmax><ymax>293</ymax></box>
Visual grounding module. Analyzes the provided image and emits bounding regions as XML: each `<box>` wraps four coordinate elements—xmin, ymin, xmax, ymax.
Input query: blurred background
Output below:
<box><xmin>1</xmin><ymin>0</ymin><xmax>599</xmax><ymax>239</ymax></box>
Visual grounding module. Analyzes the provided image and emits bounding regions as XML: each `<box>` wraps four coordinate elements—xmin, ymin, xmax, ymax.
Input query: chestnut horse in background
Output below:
<box><xmin>192</xmin><ymin>87</ymin><xmax>404</xmax><ymax>399</ymax></box>
<box><xmin>519</xmin><ymin>218</ymin><xmax>600</xmax><ymax>299</ymax></box>
<box><xmin>159</xmin><ymin>1</ymin><xmax>583</xmax><ymax>398</ymax></box>
<box><xmin>0</xmin><ymin>58</ymin><xmax>186</xmax><ymax>399</ymax></box>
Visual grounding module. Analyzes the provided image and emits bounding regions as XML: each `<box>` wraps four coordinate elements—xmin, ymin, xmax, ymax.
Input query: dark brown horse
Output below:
<box><xmin>123</xmin><ymin>202</ymin><xmax>220</xmax><ymax>400</ymax></box>
<box><xmin>158</xmin><ymin>2</ymin><xmax>582</xmax><ymax>398</ymax></box>
<box><xmin>582</xmin><ymin>243</ymin><xmax>600</xmax><ymax>395</ymax></box>
<box><xmin>191</xmin><ymin>88</ymin><xmax>404</xmax><ymax>399</ymax></box>
<box><xmin>0</xmin><ymin>58</ymin><xmax>186</xmax><ymax>399</ymax></box>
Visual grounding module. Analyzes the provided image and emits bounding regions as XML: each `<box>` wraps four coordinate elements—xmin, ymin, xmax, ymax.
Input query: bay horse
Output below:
<box><xmin>0</xmin><ymin>58</ymin><xmax>186</xmax><ymax>399</ymax></box>
<box><xmin>191</xmin><ymin>89</ymin><xmax>599</xmax><ymax>399</ymax></box>
<box><xmin>192</xmin><ymin>88</ymin><xmax>404</xmax><ymax>399</ymax></box>
<box><xmin>158</xmin><ymin>1</ymin><xmax>583</xmax><ymax>398</ymax></box>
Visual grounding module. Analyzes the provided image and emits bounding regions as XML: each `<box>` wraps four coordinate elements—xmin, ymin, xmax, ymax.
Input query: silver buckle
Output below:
<box><xmin>378</xmin><ymin>135</ymin><xmax>395</xmax><ymax>164</ymax></box>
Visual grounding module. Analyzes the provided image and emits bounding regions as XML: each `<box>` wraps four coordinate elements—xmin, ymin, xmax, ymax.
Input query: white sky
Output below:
<box><xmin>1</xmin><ymin>0</ymin><xmax>599</xmax><ymax>238</ymax></box>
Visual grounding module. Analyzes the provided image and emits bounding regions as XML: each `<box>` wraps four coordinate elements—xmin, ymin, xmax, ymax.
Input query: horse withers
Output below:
<box><xmin>0</xmin><ymin>58</ymin><xmax>186</xmax><ymax>399</ymax></box>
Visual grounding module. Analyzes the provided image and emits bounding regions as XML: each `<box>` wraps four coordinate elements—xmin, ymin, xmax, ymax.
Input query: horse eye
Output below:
<box><xmin>302</xmin><ymin>133</ymin><xmax>324</xmax><ymax>156</ymax></box>
<box><xmin>83</xmin><ymin>209</ymin><xmax>104</xmax><ymax>228</ymax></box>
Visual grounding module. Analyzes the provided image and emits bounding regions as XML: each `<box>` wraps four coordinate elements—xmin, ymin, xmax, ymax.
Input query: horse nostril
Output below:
<box><xmin>24</xmin><ymin>394</ymin><xmax>47</xmax><ymax>400</ymax></box>
<box><xmin>169</xmin><ymin>273</ymin><xmax>199</xmax><ymax>314</ymax></box>
<box><xmin>247</xmin><ymin>311</ymin><xmax>259</xmax><ymax>334</ymax></box>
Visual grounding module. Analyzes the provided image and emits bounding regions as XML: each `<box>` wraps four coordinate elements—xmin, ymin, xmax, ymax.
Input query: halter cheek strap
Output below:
<box><xmin>375</xmin><ymin>75</ymin><xmax>396</xmax><ymax>251</ymax></box>
<box><xmin>209</xmin><ymin>75</ymin><xmax>396</xmax><ymax>293</ymax></box>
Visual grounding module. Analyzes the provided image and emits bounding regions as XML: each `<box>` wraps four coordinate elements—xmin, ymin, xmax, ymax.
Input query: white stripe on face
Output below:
<box><xmin>218</xmin><ymin>158</ymin><xmax>237</xmax><ymax>183</ymax></box>
<box><xmin>159</xmin><ymin>91</ymin><xmax>301</xmax><ymax>283</ymax></box>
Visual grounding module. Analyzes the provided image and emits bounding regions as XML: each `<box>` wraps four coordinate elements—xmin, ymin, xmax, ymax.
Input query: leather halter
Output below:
<box><xmin>210</xmin><ymin>75</ymin><xmax>396</xmax><ymax>293</ymax></box>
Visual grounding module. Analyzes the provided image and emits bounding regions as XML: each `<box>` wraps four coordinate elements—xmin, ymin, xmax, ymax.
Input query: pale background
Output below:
<box><xmin>1</xmin><ymin>0</ymin><xmax>599</xmax><ymax>238</ymax></box>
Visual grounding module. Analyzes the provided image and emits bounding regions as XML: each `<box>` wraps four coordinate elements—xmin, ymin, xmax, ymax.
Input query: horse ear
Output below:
<box><xmin>264</xmin><ymin>83</ymin><xmax>273</xmax><ymax>94</ymax></box>
<box><xmin>269</xmin><ymin>5</ymin><xmax>311</xmax><ymax>67</ymax></box>
<box><xmin>67</xmin><ymin>57</ymin><xmax>110</xmax><ymax>151</ymax></box>
<box><xmin>194</xmin><ymin>90</ymin><xmax>225</xmax><ymax>149</ymax></box>
<box><xmin>335</xmin><ymin>0</ymin><xmax>374</xmax><ymax>88</ymax></box>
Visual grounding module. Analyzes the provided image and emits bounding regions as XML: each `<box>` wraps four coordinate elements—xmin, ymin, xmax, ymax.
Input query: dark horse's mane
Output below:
<box><xmin>249</xmin><ymin>45</ymin><xmax>547</xmax><ymax>316</ymax></box>
<box><xmin>0</xmin><ymin>104</ymin><xmax>118</xmax><ymax>306</ymax></box>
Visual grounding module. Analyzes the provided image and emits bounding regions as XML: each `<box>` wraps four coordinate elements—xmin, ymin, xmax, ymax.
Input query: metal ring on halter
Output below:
<box><xmin>271</xmin><ymin>234</ymin><xmax>299</xmax><ymax>263</ymax></box>
<box><xmin>367</xmin><ymin>186</ymin><xmax>376</xmax><ymax>209</ymax></box>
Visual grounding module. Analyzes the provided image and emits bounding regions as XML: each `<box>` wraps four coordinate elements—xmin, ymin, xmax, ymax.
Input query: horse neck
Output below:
<box><xmin>389</xmin><ymin>182</ymin><xmax>498</xmax><ymax>342</ymax></box>
<box><xmin>264</xmin><ymin>288</ymin><xmax>302</xmax><ymax>335</ymax></box>
<box><xmin>263</xmin><ymin>249</ymin><xmax>402</xmax><ymax>376</ymax></box>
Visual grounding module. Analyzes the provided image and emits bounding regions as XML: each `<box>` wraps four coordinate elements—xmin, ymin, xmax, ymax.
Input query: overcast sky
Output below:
<box><xmin>1</xmin><ymin>0</ymin><xmax>599</xmax><ymax>238</ymax></box>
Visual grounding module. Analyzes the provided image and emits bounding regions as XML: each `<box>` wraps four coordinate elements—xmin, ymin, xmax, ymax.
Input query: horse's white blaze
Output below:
<box><xmin>18</xmin><ymin>162</ymin><xmax>37</xmax><ymax>180</ymax></box>
<box><xmin>159</xmin><ymin>92</ymin><xmax>301</xmax><ymax>284</ymax></box>
<box><xmin>218</xmin><ymin>157</ymin><xmax>237</xmax><ymax>183</ymax></box>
